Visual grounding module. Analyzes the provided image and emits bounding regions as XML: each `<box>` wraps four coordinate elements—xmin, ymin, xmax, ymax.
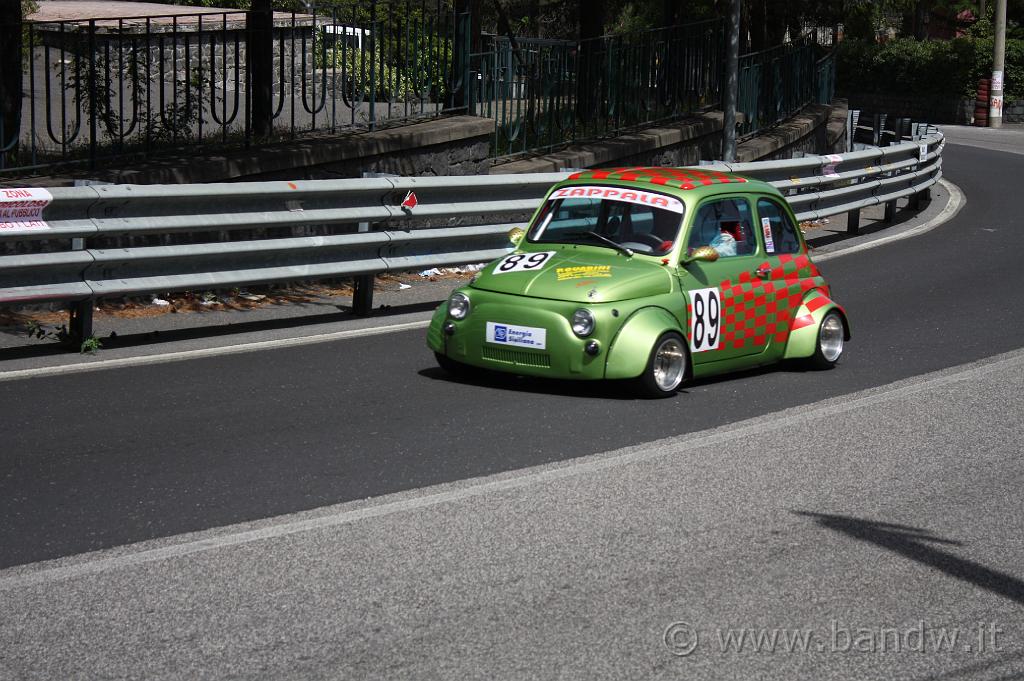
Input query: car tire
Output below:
<box><xmin>635</xmin><ymin>332</ymin><xmax>688</xmax><ymax>398</ymax></box>
<box><xmin>435</xmin><ymin>351</ymin><xmax>469</xmax><ymax>376</ymax></box>
<box><xmin>805</xmin><ymin>311</ymin><xmax>845</xmax><ymax>370</ymax></box>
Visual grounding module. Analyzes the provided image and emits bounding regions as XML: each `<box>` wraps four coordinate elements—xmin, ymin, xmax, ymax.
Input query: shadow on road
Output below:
<box><xmin>796</xmin><ymin>511</ymin><xmax>1024</xmax><ymax>605</ymax></box>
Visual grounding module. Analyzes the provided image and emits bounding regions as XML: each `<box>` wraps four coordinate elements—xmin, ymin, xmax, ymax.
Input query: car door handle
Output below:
<box><xmin>754</xmin><ymin>265</ymin><xmax>771</xmax><ymax>279</ymax></box>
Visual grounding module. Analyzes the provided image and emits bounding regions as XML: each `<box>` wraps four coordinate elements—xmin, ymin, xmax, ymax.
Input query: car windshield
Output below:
<box><xmin>527</xmin><ymin>185</ymin><xmax>685</xmax><ymax>256</ymax></box>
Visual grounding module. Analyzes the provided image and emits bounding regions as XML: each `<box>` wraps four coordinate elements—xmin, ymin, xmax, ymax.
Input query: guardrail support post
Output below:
<box><xmin>847</xmin><ymin>209</ymin><xmax>860</xmax><ymax>235</ymax></box>
<box><xmin>353</xmin><ymin>217</ymin><xmax>374</xmax><ymax>316</ymax></box>
<box><xmin>69</xmin><ymin>237</ymin><xmax>94</xmax><ymax>343</ymax></box>
<box><xmin>884</xmin><ymin>200</ymin><xmax>896</xmax><ymax>223</ymax></box>
<box><xmin>352</xmin><ymin>275</ymin><xmax>374</xmax><ymax>316</ymax></box>
<box><xmin>910</xmin><ymin>187</ymin><xmax>932</xmax><ymax>210</ymax></box>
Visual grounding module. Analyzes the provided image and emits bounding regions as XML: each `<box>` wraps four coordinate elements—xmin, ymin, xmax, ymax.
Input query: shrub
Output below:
<box><xmin>837</xmin><ymin>35</ymin><xmax>1024</xmax><ymax>102</ymax></box>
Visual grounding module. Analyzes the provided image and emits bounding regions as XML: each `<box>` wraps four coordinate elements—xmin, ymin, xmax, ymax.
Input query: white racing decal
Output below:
<box><xmin>822</xmin><ymin>154</ymin><xmax>842</xmax><ymax>179</ymax></box>
<box><xmin>761</xmin><ymin>216</ymin><xmax>776</xmax><ymax>254</ymax></box>
<box><xmin>550</xmin><ymin>186</ymin><xmax>684</xmax><ymax>214</ymax></box>
<box><xmin>0</xmin><ymin>187</ymin><xmax>52</xmax><ymax>231</ymax></box>
<box><xmin>689</xmin><ymin>287</ymin><xmax>721</xmax><ymax>353</ymax></box>
<box><xmin>493</xmin><ymin>251</ymin><xmax>555</xmax><ymax>275</ymax></box>
<box><xmin>486</xmin><ymin>322</ymin><xmax>547</xmax><ymax>350</ymax></box>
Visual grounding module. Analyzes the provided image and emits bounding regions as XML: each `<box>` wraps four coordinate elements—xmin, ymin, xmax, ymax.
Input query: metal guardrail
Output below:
<box><xmin>0</xmin><ymin>130</ymin><xmax>943</xmax><ymax>343</ymax></box>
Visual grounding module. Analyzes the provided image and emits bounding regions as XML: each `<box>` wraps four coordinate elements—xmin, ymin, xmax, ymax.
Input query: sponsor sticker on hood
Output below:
<box><xmin>556</xmin><ymin>265</ymin><xmax>612</xmax><ymax>281</ymax></box>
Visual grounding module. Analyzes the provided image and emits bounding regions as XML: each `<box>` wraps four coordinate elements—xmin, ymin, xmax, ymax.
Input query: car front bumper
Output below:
<box><xmin>428</xmin><ymin>288</ymin><xmax>612</xmax><ymax>380</ymax></box>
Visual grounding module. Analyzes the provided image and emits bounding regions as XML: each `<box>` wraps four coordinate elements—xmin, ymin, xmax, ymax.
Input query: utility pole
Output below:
<box><xmin>990</xmin><ymin>0</ymin><xmax>1006</xmax><ymax>127</ymax></box>
<box><xmin>722</xmin><ymin>0</ymin><xmax>740</xmax><ymax>161</ymax></box>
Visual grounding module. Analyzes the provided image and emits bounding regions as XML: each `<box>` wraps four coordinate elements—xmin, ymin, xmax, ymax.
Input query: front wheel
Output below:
<box><xmin>634</xmin><ymin>332</ymin><xmax>688</xmax><ymax>398</ymax></box>
<box><xmin>434</xmin><ymin>351</ymin><xmax>470</xmax><ymax>376</ymax></box>
<box><xmin>805</xmin><ymin>311</ymin><xmax>845</xmax><ymax>370</ymax></box>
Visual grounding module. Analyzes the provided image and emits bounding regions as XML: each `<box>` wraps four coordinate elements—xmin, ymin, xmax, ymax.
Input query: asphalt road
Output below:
<box><xmin>1</xmin><ymin>145</ymin><xmax>1021</xmax><ymax>569</ymax></box>
<box><xmin>1</xmin><ymin>142</ymin><xmax>1023</xmax><ymax>679</ymax></box>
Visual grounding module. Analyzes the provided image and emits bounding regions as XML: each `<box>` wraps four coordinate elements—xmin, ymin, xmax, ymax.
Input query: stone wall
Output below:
<box><xmin>1004</xmin><ymin>100</ymin><xmax>1024</xmax><ymax>123</ymax></box>
<box><xmin>34</xmin><ymin>115</ymin><xmax>494</xmax><ymax>186</ymax></box>
<box><xmin>735</xmin><ymin>101</ymin><xmax>848</xmax><ymax>162</ymax></box>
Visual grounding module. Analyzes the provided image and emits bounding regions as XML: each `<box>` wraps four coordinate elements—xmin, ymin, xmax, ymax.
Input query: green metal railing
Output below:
<box><xmin>469</xmin><ymin>20</ymin><xmax>725</xmax><ymax>159</ymax></box>
<box><xmin>737</xmin><ymin>36</ymin><xmax>827</xmax><ymax>138</ymax></box>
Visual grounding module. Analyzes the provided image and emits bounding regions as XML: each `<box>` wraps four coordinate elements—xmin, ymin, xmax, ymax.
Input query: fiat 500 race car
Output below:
<box><xmin>427</xmin><ymin>167</ymin><xmax>850</xmax><ymax>397</ymax></box>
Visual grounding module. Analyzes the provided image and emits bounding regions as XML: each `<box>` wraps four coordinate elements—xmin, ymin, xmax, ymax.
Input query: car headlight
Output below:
<box><xmin>448</xmin><ymin>292</ymin><xmax>470</xmax><ymax>320</ymax></box>
<box><xmin>571</xmin><ymin>308</ymin><xmax>595</xmax><ymax>337</ymax></box>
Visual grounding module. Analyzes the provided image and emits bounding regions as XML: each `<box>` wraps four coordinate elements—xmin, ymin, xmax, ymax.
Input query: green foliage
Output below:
<box><xmin>80</xmin><ymin>336</ymin><xmax>102</xmax><ymax>354</ymax></box>
<box><xmin>25</xmin><ymin>320</ymin><xmax>101</xmax><ymax>353</ymax></box>
<box><xmin>322</xmin><ymin>44</ymin><xmax>416</xmax><ymax>100</ymax></box>
<box><xmin>837</xmin><ymin>35</ymin><xmax>1024</xmax><ymax>101</ymax></box>
<box><xmin>26</xmin><ymin>320</ymin><xmax>71</xmax><ymax>344</ymax></box>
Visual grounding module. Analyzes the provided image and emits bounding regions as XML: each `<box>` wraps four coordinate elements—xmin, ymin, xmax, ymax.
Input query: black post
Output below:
<box><xmin>911</xmin><ymin>187</ymin><xmax>931</xmax><ymax>210</ymax></box>
<box><xmin>452</xmin><ymin>0</ymin><xmax>480</xmax><ymax>112</ymax></box>
<box><xmin>884</xmin><ymin>201</ymin><xmax>896</xmax><ymax>223</ymax></box>
<box><xmin>70</xmin><ymin>301</ymin><xmax>94</xmax><ymax>344</ymax></box>
<box><xmin>0</xmin><ymin>0</ymin><xmax>23</xmax><ymax>167</ymax></box>
<box><xmin>88</xmin><ymin>20</ymin><xmax>98</xmax><ymax>170</ymax></box>
<box><xmin>352</xmin><ymin>275</ymin><xmax>374</xmax><ymax>316</ymax></box>
<box><xmin>847</xmin><ymin>209</ymin><xmax>860</xmax><ymax>235</ymax></box>
<box><xmin>247</xmin><ymin>0</ymin><xmax>273</xmax><ymax>142</ymax></box>
<box><xmin>69</xmin><ymin>238</ymin><xmax>93</xmax><ymax>343</ymax></box>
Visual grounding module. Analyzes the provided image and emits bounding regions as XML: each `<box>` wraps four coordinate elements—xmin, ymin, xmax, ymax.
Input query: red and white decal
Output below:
<box><xmin>821</xmin><ymin>154</ymin><xmax>842</xmax><ymax>179</ymax></box>
<box><xmin>0</xmin><ymin>187</ymin><xmax>52</xmax><ymax>231</ymax></box>
<box><xmin>550</xmin><ymin>185</ymin><xmax>683</xmax><ymax>214</ymax></box>
<box><xmin>761</xmin><ymin>216</ymin><xmax>775</xmax><ymax>253</ymax></box>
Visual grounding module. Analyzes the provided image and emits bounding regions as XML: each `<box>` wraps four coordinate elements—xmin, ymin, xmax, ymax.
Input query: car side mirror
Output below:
<box><xmin>686</xmin><ymin>246</ymin><xmax>719</xmax><ymax>263</ymax></box>
<box><xmin>508</xmin><ymin>227</ymin><xmax>526</xmax><ymax>247</ymax></box>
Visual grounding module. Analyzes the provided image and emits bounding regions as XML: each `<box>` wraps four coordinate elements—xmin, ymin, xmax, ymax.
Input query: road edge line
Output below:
<box><xmin>814</xmin><ymin>179</ymin><xmax>965</xmax><ymax>263</ymax></box>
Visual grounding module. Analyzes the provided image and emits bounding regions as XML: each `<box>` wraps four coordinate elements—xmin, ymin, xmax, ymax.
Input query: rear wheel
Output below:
<box><xmin>635</xmin><ymin>332</ymin><xmax>688</xmax><ymax>398</ymax></box>
<box><xmin>806</xmin><ymin>311</ymin><xmax>845</xmax><ymax>369</ymax></box>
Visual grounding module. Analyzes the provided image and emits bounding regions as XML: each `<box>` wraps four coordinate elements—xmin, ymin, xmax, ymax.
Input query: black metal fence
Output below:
<box><xmin>0</xmin><ymin>3</ymin><xmax>840</xmax><ymax>177</ymax></box>
<box><xmin>469</xmin><ymin>20</ymin><xmax>725</xmax><ymax>158</ymax></box>
<box><xmin>0</xmin><ymin>1</ymin><xmax>462</xmax><ymax>177</ymax></box>
<box><xmin>737</xmin><ymin>36</ymin><xmax>834</xmax><ymax>138</ymax></box>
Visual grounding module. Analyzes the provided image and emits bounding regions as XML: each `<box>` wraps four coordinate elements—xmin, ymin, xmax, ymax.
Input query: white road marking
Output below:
<box><xmin>814</xmin><ymin>179</ymin><xmax>964</xmax><ymax>262</ymax></box>
<box><xmin>2</xmin><ymin>345</ymin><xmax>1022</xmax><ymax>591</ymax></box>
<box><xmin>1</xmin><ymin>179</ymin><xmax>964</xmax><ymax>381</ymax></box>
<box><xmin>0</xmin><ymin>320</ymin><xmax>429</xmax><ymax>382</ymax></box>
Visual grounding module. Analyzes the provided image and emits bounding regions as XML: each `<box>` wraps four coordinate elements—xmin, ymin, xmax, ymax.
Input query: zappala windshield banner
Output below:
<box><xmin>550</xmin><ymin>186</ymin><xmax>684</xmax><ymax>214</ymax></box>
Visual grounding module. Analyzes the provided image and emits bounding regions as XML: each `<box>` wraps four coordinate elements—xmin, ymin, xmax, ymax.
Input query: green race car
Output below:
<box><xmin>427</xmin><ymin>167</ymin><xmax>850</xmax><ymax>397</ymax></box>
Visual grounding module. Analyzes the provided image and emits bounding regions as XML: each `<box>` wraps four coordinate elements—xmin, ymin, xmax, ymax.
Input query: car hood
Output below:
<box><xmin>470</xmin><ymin>248</ymin><xmax>674</xmax><ymax>303</ymax></box>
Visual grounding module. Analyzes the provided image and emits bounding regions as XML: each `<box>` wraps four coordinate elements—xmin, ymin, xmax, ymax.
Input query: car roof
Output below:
<box><xmin>565</xmin><ymin>167</ymin><xmax>776</xmax><ymax>197</ymax></box>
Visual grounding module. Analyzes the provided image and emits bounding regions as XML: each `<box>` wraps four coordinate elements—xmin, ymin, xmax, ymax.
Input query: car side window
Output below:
<box><xmin>687</xmin><ymin>198</ymin><xmax>756</xmax><ymax>257</ymax></box>
<box><xmin>756</xmin><ymin>198</ymin><xmax>802</xmax><ymax>255</ymax></box>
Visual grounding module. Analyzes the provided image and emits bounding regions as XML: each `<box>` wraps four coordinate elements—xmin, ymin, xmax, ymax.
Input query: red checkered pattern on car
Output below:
<box><xmin>568</xmin><ymin>167</ymin><xmax>748</xmax><ymax>190</ymax></box>
<box><xmin>713</xmin><ymin>253</ymin><xmax>826</xmax><ymax>350</ymax></box>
